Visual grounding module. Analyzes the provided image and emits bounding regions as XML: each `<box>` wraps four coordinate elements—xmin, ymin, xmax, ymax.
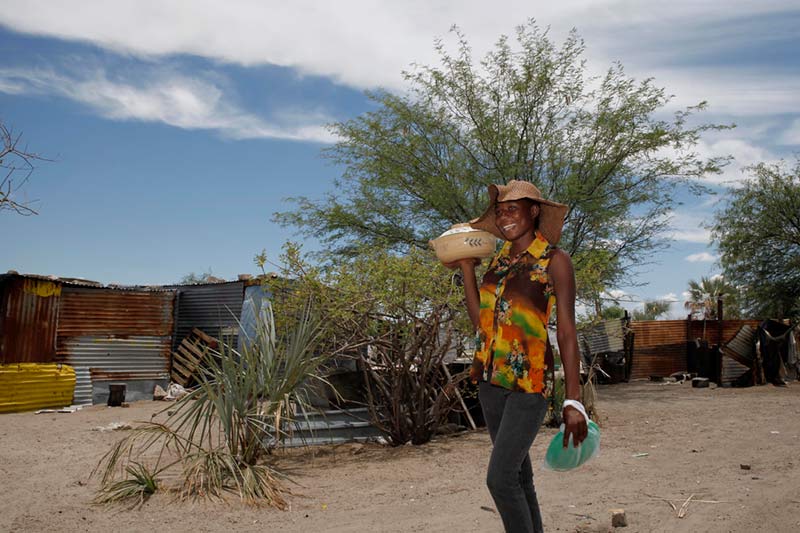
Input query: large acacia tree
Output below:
<box><xmin>276</xmin><ymin>22</ymin><xmax>729</xmax><ymax>305</ymax></box>
<box><xmin>712</xmin><ymin>159</ymin><xmax>800</xmax><ymax>319</ymax></box>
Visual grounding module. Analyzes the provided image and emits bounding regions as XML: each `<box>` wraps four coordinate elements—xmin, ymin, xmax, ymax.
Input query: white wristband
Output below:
<box><xmin>561</xmin><ymin>399</ymin><xmax>589</xmax><ymax>424</ymax></box>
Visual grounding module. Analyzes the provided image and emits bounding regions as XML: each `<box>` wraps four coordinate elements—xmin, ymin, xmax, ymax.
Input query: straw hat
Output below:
<box><xmin>469</xmin><ymin>180</ymin><xmax>568</xmax><ymax>245</ymax></box>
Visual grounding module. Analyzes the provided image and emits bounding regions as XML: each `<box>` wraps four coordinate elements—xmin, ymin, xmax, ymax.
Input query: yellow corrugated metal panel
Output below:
<box><xmin>0</xmin><ymin>363</ymin><xmax>76</xmax><ymax>413</ymax></box>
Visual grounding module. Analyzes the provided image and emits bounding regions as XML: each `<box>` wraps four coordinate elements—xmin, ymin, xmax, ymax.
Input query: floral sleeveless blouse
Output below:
<box><xmin>469</xmin><ymin>231</ymin><xmax>556</xmax><ymax>395</ymax></box>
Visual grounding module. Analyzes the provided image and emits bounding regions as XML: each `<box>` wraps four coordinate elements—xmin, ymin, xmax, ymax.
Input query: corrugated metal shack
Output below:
<box><xmin>1</xmin><ymin>273</ymin><xmax>176</xmax><ymax>405</ymax></box>
<box><xmin>629</xmin><ymin>318</ymin><xmax>761</xmax><ymax>380</ymax></box>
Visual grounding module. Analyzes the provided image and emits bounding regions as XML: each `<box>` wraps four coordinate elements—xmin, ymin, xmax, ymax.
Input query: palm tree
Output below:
<box><xmin>684</xmin><ymin>276</ymin><xmax>740</xmax><ymax>319</ymax></box>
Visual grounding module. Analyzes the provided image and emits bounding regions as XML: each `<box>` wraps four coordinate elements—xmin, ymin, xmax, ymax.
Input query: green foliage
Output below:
<box><xmin>712</xmin><ymin>159</ymin><xmax>800</xmax><ymax>319</ymax></box>
<box><xmin>632</xmin><ymin>299</ymin><xmax>671</xmax><ymax>321</ymax></box>
<box><xmin>95</xmin><ymin>305</ymin><xmax>327</xmax><ymax>507</ymax></box>
<box><xmin>275</xmin><ymin>21</ymin><xmax>730</xmax><ymax>304</ymax></box>
<box><xmin>684</xmin><ymin>276</ymin><xmax>740</xmax><ymax>320</ymax></box>
<box><xmin>258</xmin><ymin>242</ymin><xmax>467</xmax><ymax>445</ymax></box>
<box><xmin>94</xmin><ymin>462</ymin><xmax>159</xmax><ymax>508</ymax></box>
<box><xmin>178</xmin><ymin>269</ymin><xmax>216</xmax><ymax>284</ymax></box>
<box><xmin>601</xmin><ymin>305</ymin><xmax>627</xmax><ymax>320</ymax></box>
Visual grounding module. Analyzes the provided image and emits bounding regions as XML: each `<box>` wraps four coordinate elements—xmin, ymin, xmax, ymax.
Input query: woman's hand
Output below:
<box><xmin>443</xmin><ymin>257</ymin><xmax>482</xmax><ymax>270</ymax></box>
<box><xmin>562</xmin><ymin>404</ymin><xmax>588</xmax><ymax>448</ymax></box>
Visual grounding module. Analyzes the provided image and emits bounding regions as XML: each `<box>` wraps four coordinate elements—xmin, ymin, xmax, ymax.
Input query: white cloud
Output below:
<box><xmin>651</xmin><ymin>68</ymin><xmax>800</xmax><ymax>117</ymax></box>
<box><xmin>658</xmin><ymin>292</ymin><xmax>679</xmax><ymax>302</ymax></box>
<box><xmin>1</xmin><ymin>1</ymin><xmax>797</xmax><ymax>147</ymax></box>
<box><xmin>0</xmin><ymin>0</ymin><xmax>796</xmax><ymax>96</ymax></box>
<box><xmin>693</xmin><ymin>137</ymin><xmax>781</xmax><ymax>186</ymax></box>
<box><xmin>779</xmin><ymin>119</ymin><xmax>800</xmax><ymax>145</ymax></box>
<box><xmin>666</xmin><ymin>210</ymin><xmax>712</xmax><ymax>244</ymax></box>
<box><xmin>685</xmin><ymin>252</ymin><xmax>717</xmax><ymax>262</ymax></box>
<box><xmin>0</xmin><ymin>66</ymin><xmax>336</xmax><ymax>142</ymax></box>
<box><xmin>603</xmin><ymin>289</ymin><xmax>627</xmax><ymax>300</ymax></box>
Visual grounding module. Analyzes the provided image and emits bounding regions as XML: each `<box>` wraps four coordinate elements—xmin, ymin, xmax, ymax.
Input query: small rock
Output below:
<box><xmin>610</xmin><ymin>508</ymin><xmax>627</xmax><ymax>527</ymax></box>
<box><xmin>740</xmin><ymin>464</ymin><xmax>751</xmax><ymax>470</ymax></box>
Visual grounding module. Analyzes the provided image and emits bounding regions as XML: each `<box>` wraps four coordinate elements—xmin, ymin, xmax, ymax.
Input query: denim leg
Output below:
<box><xmin>479</xmin><ymin>382</ymin><xmax>547</xmax><ymax>533</ymax></box>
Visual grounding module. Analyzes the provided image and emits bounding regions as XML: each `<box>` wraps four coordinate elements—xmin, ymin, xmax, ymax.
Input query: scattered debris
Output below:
<box><xmin>92</xmin><ymin>422</ymin><xmax>132</xmax><ymax>432</ymax></box>
<box><xmin>480</xmin><ymin>506</ymin><xmax>497</xmax><ymax>514</ymax></box>
<box><xmin>692</xmin><ymin>377</ymin><xmax>710</xmax><ymax>388</ymax></box>
<box><xmin>670</xmin><ymin>372</ymin><xmax>691</xmax><ymax>383</ymax></box>
<box><xmin>740</xmin><ymin>464</ymin><xmax>751</xmax><ymax>470</ymax></box>
<box><xmin>166</xmin><ymin>382</ymin><xmax>189</xmax><ymax>401</ymax></box>
<box><xmin>153</xmin><ymin>384</ymin><xmax>168</xmax><ymax>401</ymax></box>
<box><xmin>35</xmin><ymin>405</ymin><xmax>82</xmax><ymax>414</ymax></box>
<box><xmin>678</xmin><ymin>494</ymin><xmax>695</xmax><ymax>518</ymax></box>
<box><xmin>610</xmin><ymin>508</ymin><xmax>627</xmax><ymax>527</ymax></box>
<box><xmin>632</xmin><ymin>452</ymin><xmax>649</xmax><ymax>458</ymax></box>
<box><xmin>770</xmin><ymin>430</ymin><xmax>780</xmax><ymax>435</ymax></box>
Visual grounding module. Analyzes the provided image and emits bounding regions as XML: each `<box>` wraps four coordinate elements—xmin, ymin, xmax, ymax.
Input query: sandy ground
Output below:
<box><xmin>1</xmin><ymin>381</ymin><xmax>799</xmax><ymax>533</ymax></box>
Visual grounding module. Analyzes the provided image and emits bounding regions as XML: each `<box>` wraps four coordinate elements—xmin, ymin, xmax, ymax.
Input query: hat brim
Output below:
<box><xmin>469</xmin><ymin>183</ymin><xmax>568</xmax><ymax>245</ymax></box>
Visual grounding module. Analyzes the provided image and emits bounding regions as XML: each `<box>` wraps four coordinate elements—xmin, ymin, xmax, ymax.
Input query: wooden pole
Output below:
<box><xmin>442</xmin><ymin>363</ymin><xmax>477</xmax><ymax>430</ymax></box>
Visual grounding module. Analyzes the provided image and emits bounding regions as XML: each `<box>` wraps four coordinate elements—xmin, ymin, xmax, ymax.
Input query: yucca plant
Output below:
<box><xmin>95</xmin><ymin>302</ymin><xmax>329</xmax><ymax>507</ymax></box>
<box><xmin>94</xmin><ymin>462</ymin><xmax>159</xmax><ymax>508</ymax></box>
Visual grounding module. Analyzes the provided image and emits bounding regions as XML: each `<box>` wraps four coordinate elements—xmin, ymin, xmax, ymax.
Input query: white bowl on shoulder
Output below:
<box><xmin>429</xmin><ymin>223</ymin><xmax>497</xmax><ymax>264</ymax></box>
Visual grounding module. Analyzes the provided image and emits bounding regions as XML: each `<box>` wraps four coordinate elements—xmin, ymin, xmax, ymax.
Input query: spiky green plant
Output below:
<box><xmin>94</xmin><ymin>462</ymin><xmax>159</xmax><ymax>508</ymax></box>
<box><xmin>95</xmin><ymin>302</ymin><xmax>329</xmax><ymax>507</ymax></box>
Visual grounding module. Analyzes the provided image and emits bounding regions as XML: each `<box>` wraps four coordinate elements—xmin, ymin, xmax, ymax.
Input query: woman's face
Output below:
<box><xmin>494</xmin><ymin>199</ymin><xmax>539</xmax><ymax>241</ymax></box>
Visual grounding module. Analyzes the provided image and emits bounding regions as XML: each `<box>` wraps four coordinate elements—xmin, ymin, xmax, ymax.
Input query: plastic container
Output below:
<box><xmin>543</xmin><ymin>401</ymin><xmax>600</xmax><ymax>471</ymax></box>
<box><xmin>429</xmin><ymin>223</ymin><xmax>496</xmax><ymax>263</ymax></box>
<box><xmin>544</xmin><ymin>420</ymin><xmax>600</xmax><ymax>471</ymax></box>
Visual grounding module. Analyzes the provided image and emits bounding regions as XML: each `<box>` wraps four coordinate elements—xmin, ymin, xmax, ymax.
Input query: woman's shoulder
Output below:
<box><xmin>547</xmin><ymin>246</ymin><xmax>571</xmax><ymax>262</ymax></box>
<box><xmin>546</xmin><ymin>247</ymin><xmax>574</xmax><ymax>274</ymax></box>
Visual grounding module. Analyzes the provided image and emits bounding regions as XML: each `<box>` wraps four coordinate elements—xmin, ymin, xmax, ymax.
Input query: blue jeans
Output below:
<box><xmin>479</xmin><ymin>381</ymin><xmax>547</xmax><ymax>533</ymax></box>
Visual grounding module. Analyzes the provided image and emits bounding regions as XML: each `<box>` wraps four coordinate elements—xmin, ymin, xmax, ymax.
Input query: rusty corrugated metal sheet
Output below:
<box><xmin>57</xmin><ymin>287</ymin><xmax>174</xmax><ymax>337</ymax></box>
<box><xmin>688</xmin><ymin>319</ymin><xmax>761</xmax><ymax>345</ymax></box>
<box><xmin>631</xmin><ymin>320</ymin><xmax>687</xmax><ymax>347</ymax></box>
<box><xmin>56</xmin><ymin>286</ymin><xmax>175</xmax><ymax>404</ymax></box>
<box><xmin>0</xmin><ymin>276</ymin><xmax>60</xmax><ymax>364</ymax></box>
<box><xmin>630</xmin><ymin>320</ymin><xmax>687</xmax><ymax>379</ymax></box>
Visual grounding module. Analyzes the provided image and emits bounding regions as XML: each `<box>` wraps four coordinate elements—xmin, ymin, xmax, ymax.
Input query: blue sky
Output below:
<box><xmin>1</xmin><ymin>1</ymin><xmax>798</xmax><ymax>317</ymax></box>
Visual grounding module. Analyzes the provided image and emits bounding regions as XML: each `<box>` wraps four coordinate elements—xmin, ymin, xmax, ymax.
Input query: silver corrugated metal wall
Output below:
<box><xmin>170</xmin><ymin>282</ymin><xmax>245</xmax><ymax>349</ymax></box>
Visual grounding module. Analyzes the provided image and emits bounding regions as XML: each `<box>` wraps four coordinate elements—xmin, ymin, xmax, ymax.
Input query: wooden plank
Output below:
<box><xmin>192</xmin><ymin>328</ymin><xmax>219</xmax><ymax>348</ymax></box>
<box><xmin>178</xmin><ymin>344</ymin><xmax>203</xmax><ymax>366</ymax></box>
<box><xmin>170</xmin><ymin>357</ymin><xmax>193</xmax><ymax>379</ymax></box>
<box><xmin>181</xmin><ymin>340</ymin><xmax>207</xmax><ymax>362</ymax></box>
<box><xmin>170</xmin><ymin>358</ymin><xmax>190</xmax><ymax>386</ymax></box>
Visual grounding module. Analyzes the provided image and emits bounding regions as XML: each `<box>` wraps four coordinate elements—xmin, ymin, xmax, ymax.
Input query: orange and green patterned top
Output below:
<box><xmin>469</xmin><ymin>231</ymin><xmax>556</xmax><ymax>395</ymax></box>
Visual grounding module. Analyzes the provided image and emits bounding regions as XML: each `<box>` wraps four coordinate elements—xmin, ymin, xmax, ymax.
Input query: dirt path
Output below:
<box><xmin>1</xmin><ymin>381</ymin><xmax>798</xmax><ymax>532</ymax></box>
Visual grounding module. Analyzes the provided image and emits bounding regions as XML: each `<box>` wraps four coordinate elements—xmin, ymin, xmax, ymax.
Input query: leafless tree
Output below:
<box><xmin>1</xmin><ymin>121</ymin><xmax>49</xmax><ymax>216</ymax></box>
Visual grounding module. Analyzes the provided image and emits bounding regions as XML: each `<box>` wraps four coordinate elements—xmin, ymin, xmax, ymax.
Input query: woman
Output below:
<box><xmin>450</xmin><ymin>180</ymin><xmax>587</xmax><ymax>533</ymax></box>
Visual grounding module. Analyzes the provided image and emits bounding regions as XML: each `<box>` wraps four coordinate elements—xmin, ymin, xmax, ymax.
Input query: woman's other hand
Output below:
<box><xmin>562</xmin><ymin>404</ymin><xmax>588</xmax><ymax>448</ymax></box>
